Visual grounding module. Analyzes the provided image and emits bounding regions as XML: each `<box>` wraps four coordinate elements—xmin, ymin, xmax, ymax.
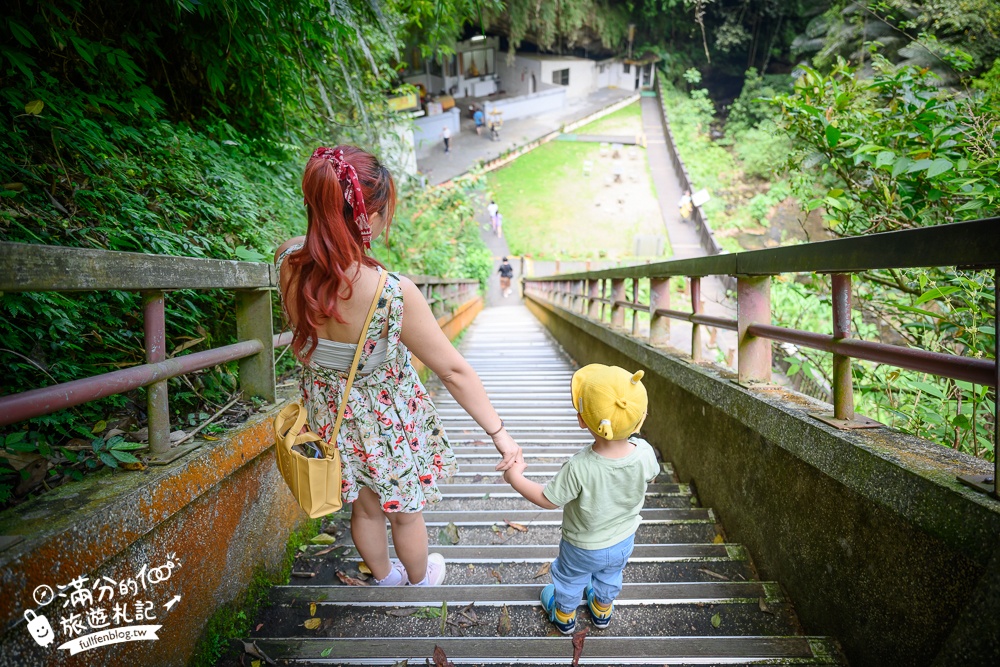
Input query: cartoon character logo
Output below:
<box><xmin>24</xmin><ymin>610</ymin><xmax>54</xmax><ymax>647</ymax></box>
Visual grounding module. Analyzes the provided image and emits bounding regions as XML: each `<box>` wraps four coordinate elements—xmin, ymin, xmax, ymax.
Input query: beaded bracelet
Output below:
<box><xmin>485</xmin><ymin>419</ymin><xmax>505</xmax><ymax>437</ymax></box>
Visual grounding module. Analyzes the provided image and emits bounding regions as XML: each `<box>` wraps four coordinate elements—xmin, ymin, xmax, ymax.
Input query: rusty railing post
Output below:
<box><xmin>737</xmin><ymin>275</ymin><xmax>772</xmax><ymax>384</ymax></box>
<box><xmin>236</xmin><ymin>288</ymin><xmax>276</xmax><ymax>403</ymax></box>
<box><xmin>691</xmin><ymin>277</ymin><xmax>703</xmax><ymax>362</ymax></box>
<box><xmin>588</xmin><ymin>279</ymin><xmax>601</xmax><ymax>319</ymax></box>
<box><xmin>631</xmin><ymin>278</ymin><xmax>641</xmax><ymax>337</ymax></box>
<box><xmin>143</xmin><ymin>291</ymin><xmax>170</xmax><ymax>455</ymax></box>
<box><xmin>650</xmin><ymin>277</ymin><xmax>670</xmax><ymax>346</ymax></box>
<box><xmin>832</xmin><ymin>273</ymin><xmax>855</xmax><ymax>421</ymax></box>
<box><xmin>611</xmin><ymin>278</ymin><xmax>626</xmax><ymax>328</ymax></box>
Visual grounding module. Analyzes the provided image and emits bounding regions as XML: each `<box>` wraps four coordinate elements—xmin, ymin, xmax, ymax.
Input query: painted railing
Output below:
<box><xmin>523</xmin><ymin>218</ymin><xmax>1000</xmax><ymax>498</ymax></box>
<box><xmin>0</xmin><ymin>242</ymin><xmax>478</xmax><ymax>461</ymax></box>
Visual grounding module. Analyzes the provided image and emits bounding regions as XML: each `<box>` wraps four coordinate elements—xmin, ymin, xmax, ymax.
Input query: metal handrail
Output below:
<box><xmin>523</xmin><ymin>218</ymin><xmax>999</xmax><ymax>498</ymax></box>
<box><xmin>0</xmin><ymin>242</ymin><xmax>480</xmax><ymax>459</ymax></box>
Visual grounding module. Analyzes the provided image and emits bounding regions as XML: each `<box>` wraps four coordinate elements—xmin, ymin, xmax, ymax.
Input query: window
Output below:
<box><xmin>599</xmin><ymin>64</ymin><xmax>606</xmax><ymax>74</ymax></box>
<box><xmin>552</xmin><ymin>68</ymin><xmax>570</xmax><ymax>86</ymax></box>
<box><xmin>623</xmin><ymin>63</ymin><xmax>630</xmax><ymax>74</ymax></box>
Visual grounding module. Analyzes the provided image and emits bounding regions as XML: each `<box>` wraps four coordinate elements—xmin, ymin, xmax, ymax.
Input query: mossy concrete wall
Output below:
<box><xmin>0</xmin><ymin>404</ymin><xmax>304</xmax><ymax>667</ymax></box>
<box><xmin>526</xmin><ymin>295</ymin><xmax>1000</xmax><ymax>667</ymax></box>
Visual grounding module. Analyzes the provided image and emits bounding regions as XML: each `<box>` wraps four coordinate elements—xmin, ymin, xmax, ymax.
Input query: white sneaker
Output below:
<box><xmin>412</xmin><ymin>553</ymin><xmax>446</xmax><ymax>586</ymax></box>
<box><xmin>374</xmin><ymin>560</ymin><xmax>408</xmax><ymax>586</ymax></box>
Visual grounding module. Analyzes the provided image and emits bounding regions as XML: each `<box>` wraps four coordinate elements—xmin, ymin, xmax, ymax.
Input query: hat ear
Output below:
<box><xmin>630</xmin><ymin>370</ymin><xmax>644</xmax><ymax>385</ymax></box>
<box><xmin>596</xmin><ymin>419</ymin><xmax>614</xmax><ymax>439</ymax></box>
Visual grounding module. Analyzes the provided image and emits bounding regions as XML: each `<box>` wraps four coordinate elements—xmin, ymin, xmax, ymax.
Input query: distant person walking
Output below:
<box><xmin>487</xmin><ymin>200</ymin><xmax>499</xmax><ymax>233</ymax></box>
<box><xmin>440</xmin><ymin>126</ymin><xmax>451</xmax><ymax>154</ymax></box>
<box><xmin>494</xmin><ymin>212</ymin><xmax>503</xmax><ymax>239</ymax></box>
<box><xmin>473</xmin><ymin>108</ymin><xmax>485</xmax><ymax>136</ymax></box>
<box><xmin>498</xmin><ymin>257</ymin><xmax>515</xmax><ymax>298</ymax></box>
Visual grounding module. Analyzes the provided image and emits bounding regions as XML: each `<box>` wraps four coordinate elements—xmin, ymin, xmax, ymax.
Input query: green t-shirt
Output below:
<box><xmin>542</xmin><ymin>437</ymin><xmax>660</xmax><ymax>550</ymax></box>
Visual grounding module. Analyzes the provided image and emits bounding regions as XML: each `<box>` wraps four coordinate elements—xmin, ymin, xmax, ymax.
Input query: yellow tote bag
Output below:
<box><xmin>273</xmin><ymin>271</ymin><xmax>387</xmax><ymax>518</ymax></box>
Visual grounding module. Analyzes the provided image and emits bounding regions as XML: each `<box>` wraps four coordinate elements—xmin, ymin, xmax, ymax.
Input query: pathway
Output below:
<box><xmin>238</xmin><ymin>306</ymin><xmax>845</xmax><ymax>665</ymax></box>
<box><xmin>418</xmin><ymin>89</ymin><xmax>634</xmax><ymax>186</ymax></box>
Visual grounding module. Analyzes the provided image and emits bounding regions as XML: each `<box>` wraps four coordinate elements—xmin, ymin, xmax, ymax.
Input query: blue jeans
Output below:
<box><xmin>550</xmin><ymin>534</ymin><xmax>635</xmax><ymax>613</ymax></box>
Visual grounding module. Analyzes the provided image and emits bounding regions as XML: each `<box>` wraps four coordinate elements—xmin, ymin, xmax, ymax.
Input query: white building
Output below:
<box><xmin>497</xmin><ymin>52</ymin><xmax>657</xmax><ymax>100</ymax></box>
<box><xmin>401</xmin><ymin>36</ymin><xmax>501</xmax><ymax>99</ymax></box>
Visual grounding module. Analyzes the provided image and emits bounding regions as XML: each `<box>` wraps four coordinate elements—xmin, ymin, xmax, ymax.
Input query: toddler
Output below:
<box><xmin>503</xmin><ymin>364</ymin><xmax>660</xmax><ymax>633</ymax></box>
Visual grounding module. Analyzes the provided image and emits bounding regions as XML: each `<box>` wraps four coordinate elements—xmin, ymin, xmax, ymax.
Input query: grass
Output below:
<box><xmin>486</xmin><ymin>141</ymin><xmax>667</xmax><ymax>261</ymax></box>
<box><xmin>573</xmin><ymin>100</ymin><xmax>643</xmax><ymax>136</ymax></box>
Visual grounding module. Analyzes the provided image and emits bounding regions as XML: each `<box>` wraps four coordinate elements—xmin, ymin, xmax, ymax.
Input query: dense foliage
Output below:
<box><xmin>0</xmin><ymin>0</ymin><xmax>491</xmax><ymax>506</ymax></box>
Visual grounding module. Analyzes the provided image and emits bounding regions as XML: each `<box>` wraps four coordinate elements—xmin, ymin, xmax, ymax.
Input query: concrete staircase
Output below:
<box><xmin>241</xmin><ymin>306</ymin><xmax>846</xmax><ymax>665</ymax></box>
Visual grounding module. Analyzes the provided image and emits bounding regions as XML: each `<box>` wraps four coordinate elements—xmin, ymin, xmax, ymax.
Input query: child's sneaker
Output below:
<box><xmin>412</xmin><ymin>553</ymin><xmax>446</xmax><ymax>586</ymax></box>
<box><xmin>585</xmin><ymin>585</ymin><xmax>613</xmax><ymax>629</ymax></box>
<box><xmin>540</xmin><ymin>584</ymin><xmax>577</xmax><ymax>635</ymax></box>
<box><xmin>373</xmin><ymin>560</ymin><xmax>408</xmax><ymax>586</ymax></box>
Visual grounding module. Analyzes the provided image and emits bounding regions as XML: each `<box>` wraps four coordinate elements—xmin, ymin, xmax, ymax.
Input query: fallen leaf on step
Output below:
<box><xmin>532</xmin><ymin>562</ymin><xmax>551</xmax><ymax>578</ymax></box>
<box><xmin>313</xmin><ymin>546</ymin><xmax>338</xmax><ymax>557</ymax></box>
<box><xmin>303</xmin><ymin>618</ymin><xmax>322</xmax><ymax>630</ymax></box>
<box><xmin>386</xmin><ymin>608</ymin><xmax>420</xmax><ymax>617</ymax></box>
<box><xmin>311</xmin><ymin>533</ymin><xmax>336</xmax><ymax>545</ymax></box>
<box><xmin>291</xmin><ymin>571</ymin><xmax>316</xmax><ymax>578</ymax></box>
<box><xmin>490</xmin><ymin>569</ymin><xmax>503</xmax><ymax>584</ymax></box>
<box><xmin>504</xmin><ymin>519</ymin><xmax>528</xmax><ymax>532</ymax></box>
<box><xmin>712</xmin><ymin>534</ymin><xmax>725</xmax><ymax>544</ymax></box>
<box><xmin>440</xmin><ymin>601</ymin><xmax>448</xmax><ymax>635</ymax></box>
<box><xmin>321</xmin><ymin>647</ymin><xmax>333</xmax><ymax>657</ymax></box>
<box><xmin>571</xmin><ymin>627</ymin><xmax>589</xmax><ymax>666</ymax></box>
<box><xmin>758</xmin><ymin>597</ymin><xmax>774</xmax><ymax>615</ymax></box>
<box><xmin>358</xmin><ymin>562</ymin><xmax>372</xmax><ymax>575</ymax></box>
<box><xmin>711</xmin><ymin>612</ymin><xmax>722</xmax><ymax>628</ymax></box>
<box><xmin>697</xmin><ymin>568</ymin><xmax>729</xmax><ymax>581</ymax></box>
<box><xmin>255</xmin><ymin>623</ymin><xmax>263</xmax><ymax>632</ymax></box>
<box><xmin>438</xmin><ymin>521</ymin><xmax>460</xmax><ymax>545</ymax></box>
<box><xmin>481</xmin><ymin>493</ymin><xmax>491</xmax><ymax>500</ymax></box>
<box><xmin>309</xmin><ymin>603</ymin><xmax>317</xmax><ymax>617</ymax></box>
<box><xmin>471</xmin><ymin>474</ymin><xmax>484</xmax><ymax>483</ymax></box>
<box><xmin>240</xmin><ymin>639</ymin><xmax>276</xmax><ymax>665</ymax></box>
<box><xmin>335</xmin><ymin>571</ymin><xmax>369</xmax><ymax>586</ymax></box>
<box><xmin>432</xmin><ymin>645</ymin><xmax>455</xmax><ymax>667</ymax></box>
<box><xmin>497</xmin><ymin>604</ymin><xmax>511</xmax><ymax>636</ymax></box>
<box><xmin>390</xmin><ymin>661</ymin><xmax>409</xmax><ymax>667</ymax></box>
<box><xmin>490</xmin><ymin>524</ymin><xmax>502</xmax><ymax>535</ymax></box>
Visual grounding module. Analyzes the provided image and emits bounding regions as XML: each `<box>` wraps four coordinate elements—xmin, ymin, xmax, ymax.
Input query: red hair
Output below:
<box><xmin>286</xmin><ymin>145</ymin><xmax>396</xmax><ymax>362</ymax></box>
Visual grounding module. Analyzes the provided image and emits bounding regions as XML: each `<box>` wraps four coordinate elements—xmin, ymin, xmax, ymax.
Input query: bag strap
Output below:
<box><xmin>326</xmin><ymin>269</ymin><xmax>388</xmax><ymax>458</ymax></box>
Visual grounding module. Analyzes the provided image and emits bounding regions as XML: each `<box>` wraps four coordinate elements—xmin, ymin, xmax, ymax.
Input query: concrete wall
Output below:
<box><xmin>0</xmin><ymin>408</ymin><xmax>304</xmax><ymax>667</ymax></box>
<box><xmin>483</xmin><ymin>86</ymin><xmax>566</xmax><ymax>122</ymax></box>
<box><xmin>0</xmin><ymin>297</ymin><xmax>485</xmax><ymax>666</ymax></box>
<box><xmin>524</xmin><ymin>294</ymin><xmax>1000</xmax><ymax>667</ymax></box>
<box><xmin>412</xmin><ymin>107</ymin><xmax>460</xmax><ymax>156</ymax></box>
<box><xmin>535</xmin><ymin>56</ymin><xmax>598</xmax><ymax>99</ymax></box>
<box><xmin>496</xmin><ymin>55</ymin><xmax>543</xmax><ymax>97</ymax></box>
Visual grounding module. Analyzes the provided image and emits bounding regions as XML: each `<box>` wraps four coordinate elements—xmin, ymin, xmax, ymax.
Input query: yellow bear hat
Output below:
<box><xmin>571</xmin><ymin>364</ymin><xmax>648</xmax><ymax>440</ymax></box>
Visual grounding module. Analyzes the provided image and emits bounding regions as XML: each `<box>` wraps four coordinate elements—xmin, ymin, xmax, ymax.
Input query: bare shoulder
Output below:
<box><xmin>274</xmin><ymin>236</ymin><xmax>307</xmax><ymax>263</ymax></box>
<box><xmin>397</xmin><ymin>275</ymin><xmax>422</xmax><ymax>299</ymax></box>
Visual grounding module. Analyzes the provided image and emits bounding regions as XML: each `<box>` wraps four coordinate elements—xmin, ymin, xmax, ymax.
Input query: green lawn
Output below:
<box><xmin>573</xmin><ymin>100</ymin><xmax>643</xmax><ymax>136</ymax></box>
<box><xmin>486</xmin><ymin>141</ymin><xmax>668</xmax><ymax>261</ymax></box>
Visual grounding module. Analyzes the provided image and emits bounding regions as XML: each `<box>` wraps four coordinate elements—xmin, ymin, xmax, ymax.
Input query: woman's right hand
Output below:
<box><xmin>491</xmin><ymin>429</ymin><xmax>522</xmax><ymax>471</ymax></box>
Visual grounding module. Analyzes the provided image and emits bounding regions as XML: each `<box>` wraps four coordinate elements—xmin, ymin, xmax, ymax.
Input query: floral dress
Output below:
<box><xmin>277</xmin><ymin>246</ymin><xmax>458</xmax><ymax>513</ymax></box>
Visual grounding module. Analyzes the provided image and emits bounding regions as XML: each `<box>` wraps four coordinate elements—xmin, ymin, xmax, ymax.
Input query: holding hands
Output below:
<box><xmin>490</xmin><ymin>426</ymin><xmax>523</xmax><ymax>472</ymax></box>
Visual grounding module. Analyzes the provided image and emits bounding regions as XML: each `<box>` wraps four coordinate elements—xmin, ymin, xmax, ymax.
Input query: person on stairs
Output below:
<box><xmin>497</xmin><ymin>257</ymin><xmax>514</xmax><ymax>298</ymax></box>
<box><xmin>503</xmin><ymin>364</ymin><xmax>659</xmax><ymax>633</ymax></box>
<box><xmin>275</xmin><ymin>145</ymin><xmax>522</xmax><ymax>587</ymax></box>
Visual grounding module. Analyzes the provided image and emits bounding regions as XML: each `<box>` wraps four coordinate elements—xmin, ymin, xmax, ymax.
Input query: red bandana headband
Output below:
<box><xmin>311</xmin><ymin>147</ymin><xmax>372</xmax><ymax>249</ymax></box>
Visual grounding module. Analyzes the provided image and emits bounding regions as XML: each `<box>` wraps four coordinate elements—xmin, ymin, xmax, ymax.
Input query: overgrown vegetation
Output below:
<box><xmin>0</xmin><ymin>0</ymin><xmax>491</xmax><ymax>507</ymax></box>
<box><xmin>655</xmin><ymin>2</ymin><xmax>999</xmax><ymax>462</ymax></box>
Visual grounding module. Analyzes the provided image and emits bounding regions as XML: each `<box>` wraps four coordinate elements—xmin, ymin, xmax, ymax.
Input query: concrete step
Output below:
<box><xmin>247</xmin><ymin>636</ymin><xmax>843</xmax><ymax>665</ymax></box>
<box><xmin>430</xmin><ymin>492</ymin><xmax>696</xmax><ymax>511</ymax></box>
<box><xmin>340</xmin><ymin>521</ymin><xmax>719</xmax><ymax>546</ymax></box>
<box><xmin>439</xmin><ymin>482</ymin><xmax>688</xmax><ymax>496</ymax></box>
<box><xmin>420</xmin><ymin>507</ymin><xmax>712</xmax><ymax>525</ymax></box>
<box><xmin>256</xmin><ymin>583</ymin><xmax>799</xmax><ymax>639</ymax></box>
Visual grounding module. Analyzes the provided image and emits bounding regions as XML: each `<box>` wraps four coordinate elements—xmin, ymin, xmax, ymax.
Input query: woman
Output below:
<box><xmin>275</xmin><ymin>146</ymin><xmax>521</xmax><ymax>586</ymax></box>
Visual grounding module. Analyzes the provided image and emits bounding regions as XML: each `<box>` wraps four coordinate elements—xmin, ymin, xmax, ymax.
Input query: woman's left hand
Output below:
<box><xmin>491</xmin><ymin>429</ymin><xmax>522</xmax><ymax>471</ymax></box>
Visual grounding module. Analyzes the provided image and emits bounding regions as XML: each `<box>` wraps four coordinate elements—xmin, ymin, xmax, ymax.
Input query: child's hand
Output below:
<box><xmin>503</xmin><ymin>456</ymin><xmax>528</xmax><ymax>482</ymax></box>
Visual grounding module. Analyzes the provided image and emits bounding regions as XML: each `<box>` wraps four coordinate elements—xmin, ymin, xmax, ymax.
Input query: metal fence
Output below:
<box><xmin>523</xmin><ymin>218</ymin><xmax>1000</xmax><ymax>498</ymax></box>
<box><xmin>0</xmin><ymin>242</ymin><xmax>479</xmax><ymax>461</ymax></box>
